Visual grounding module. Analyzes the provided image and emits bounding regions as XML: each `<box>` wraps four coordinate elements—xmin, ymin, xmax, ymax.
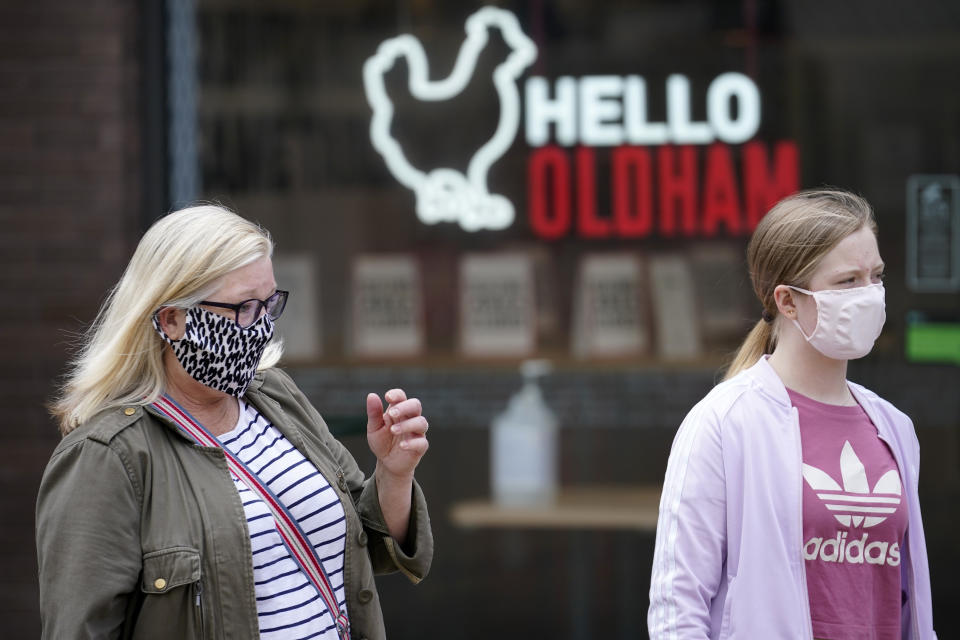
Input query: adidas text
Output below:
<box><xmin>803</xmin><ymin>531</ymin><xmax>900</xmax><ymax>566</ymax></box>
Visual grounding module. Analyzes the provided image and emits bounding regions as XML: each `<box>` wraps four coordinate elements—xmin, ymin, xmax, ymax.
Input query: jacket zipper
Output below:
<box><xmin>195</xmin><ymin>580</ymin><xmax>204</xmax><ymax>635</ymax></box>
<box><xmin>335</xmin><ymin>465</ymin><xmax>352</xmax><ymax>630</ymax></box>
<box><xmin>792</xmin><ymin>407</ymin><xmax>815</xmax><ymax>640</ymax></box>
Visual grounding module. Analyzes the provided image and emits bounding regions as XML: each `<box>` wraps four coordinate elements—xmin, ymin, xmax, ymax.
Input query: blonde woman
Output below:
<box><xmin>37</xmin><ymin>205</ymin><xmax>433</xmax><ymax>640</ymax></box>
<box><xmin>648</xmin><ymin>190</ymin><xmax>936</xmax><ymax>639</ymax></box>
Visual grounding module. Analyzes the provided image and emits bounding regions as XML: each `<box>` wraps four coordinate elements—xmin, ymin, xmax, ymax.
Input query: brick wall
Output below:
<box><xmin>0</xmin><ymin>2</ymin><xmax>141</xmax><ymax>636</ymax></box>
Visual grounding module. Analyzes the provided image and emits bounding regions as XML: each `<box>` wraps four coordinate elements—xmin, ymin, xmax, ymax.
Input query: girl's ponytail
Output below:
<box><xmin>724</xmin><ymin>317</ymin><xmax>775</xmax><ymax>380</ymax></box>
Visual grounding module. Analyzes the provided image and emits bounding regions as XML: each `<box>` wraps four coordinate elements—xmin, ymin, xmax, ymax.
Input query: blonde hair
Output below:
<box><xmin>723</xmin><ymin>189</ymin><xmax>877</xmax><ymax>380</ymax></box>
<box><xmin>51</xmin><ymin>204</ymin><xmax>283</xmax><ymax>434</ymax></box>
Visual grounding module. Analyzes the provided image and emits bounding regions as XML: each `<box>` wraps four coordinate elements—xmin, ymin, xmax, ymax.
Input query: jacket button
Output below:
<box><xmin>124</xmin><ymin>407</ymin><xmax>136</xmax><ymax>416</ymax></box>
<box><xmin>358</xmin><ymin>589</ymin><xmax>373</xmax><ymax>604</ymax></box>
<box><xmin>357</xmin><ymin>531</ymin><xmax>368</xmax><ymax>547</ymax></box>
<box><xmin>154</xmin><ymin>578</ymin><xmax>167</xmax><ymax>590</ymax></box>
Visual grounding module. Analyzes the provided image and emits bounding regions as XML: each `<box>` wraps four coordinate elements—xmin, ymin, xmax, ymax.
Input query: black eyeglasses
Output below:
<box><xmin>199</xmin><ymin>290</ymin><xmax>289</xmax><ymax>328</ymax></box>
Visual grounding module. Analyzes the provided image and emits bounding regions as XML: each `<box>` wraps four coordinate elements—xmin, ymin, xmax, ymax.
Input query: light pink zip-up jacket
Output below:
<box><xmin>649</xmin><ymin>356</ymin><xmax>936</xmax><ymax>639</ymax></box>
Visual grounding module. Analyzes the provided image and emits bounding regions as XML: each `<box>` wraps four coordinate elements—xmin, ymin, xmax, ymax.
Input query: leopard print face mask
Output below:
<box><xmin>152</xmin><ymin>306</ymin><xmax>275</xmax><ymax>397</ymax></box>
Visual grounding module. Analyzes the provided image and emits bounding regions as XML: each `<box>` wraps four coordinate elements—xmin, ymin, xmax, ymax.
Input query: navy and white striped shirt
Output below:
<box><xmin>217</xmin><ymin>399</ymin><xmax>348</xmax><ymax>640</ymax></box>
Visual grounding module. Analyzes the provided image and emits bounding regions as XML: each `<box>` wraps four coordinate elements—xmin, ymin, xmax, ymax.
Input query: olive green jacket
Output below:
<box><xmin>36</xmin><ymin>368</ymin><xmax>433</xmax><ymax>640</ymax></box>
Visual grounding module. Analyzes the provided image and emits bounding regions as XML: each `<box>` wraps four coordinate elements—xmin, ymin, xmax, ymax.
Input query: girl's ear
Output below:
<box><xmin>773</xmin><ymin>285</ymin><xmax>799</xmax><ymax>320</ymax></box>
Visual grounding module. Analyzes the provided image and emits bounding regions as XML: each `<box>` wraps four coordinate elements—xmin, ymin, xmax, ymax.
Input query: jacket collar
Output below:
<box><xmin>846</xmin><ymin>383</ymin><xmax>892</xmax><ymax>440</ymax></box>
<box><xmin>745</xmin><ymin>355</ymin><xmax>792</xmax><ymax>408</ymax></box>
<box><xmin>746</xmin><ymin>355</ymin><xmax>892</xmax><ymax>438</ymax></box>
<box><xmin>144</xmin><ymin>401</ymin><xmax>202</xmax><ymax>443</ymax></box>
<box><xmin>246</xmin><ymin>370</ymin><xmax>266</xmax><ymax>394</ymax></box>
<box><xmin>145</xmin><ymin>371</ymin><xmax>270</xmax><ymax>442</ymax></box>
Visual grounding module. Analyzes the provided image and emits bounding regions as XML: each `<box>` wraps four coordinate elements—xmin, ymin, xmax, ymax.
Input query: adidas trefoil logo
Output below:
<box><xmin>802</xmin><ymin>441</ymin><xmax>901</xmax><ymax>528</ymax></box>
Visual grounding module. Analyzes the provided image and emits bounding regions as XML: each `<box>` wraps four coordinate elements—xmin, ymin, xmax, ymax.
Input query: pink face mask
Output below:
<box><xmin>787</xmin><ymin>283</ymin><xmax>886</xmax><ymax>360</ymax></box>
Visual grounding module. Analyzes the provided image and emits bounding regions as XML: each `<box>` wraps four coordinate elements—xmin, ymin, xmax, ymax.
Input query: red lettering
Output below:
<box><xmin>702</xmin><ymin>143</ymin><xmax>742</xmax><ymax>235</ymax></box>
<box><xmin>528</xmin><ymin>146</ymin><xmax>571</xmax><ymax>240</ymax></box>
<box><xmin>743</xmin><ymin>140</ymin><xmax>799</xmax><ymax>230</ymax></box>
<box><xmin>612</xmin><ymin>146</ymin><xmax>653</xmax><ymax>237</ymax></box>
<box><xmin>576</xmin><ymin>146</ymin><xmax>611</xmax><ymax>238</ymax></box>
<box><xmin>527</xmin><ymin>141</ymin><xmax>801</xmax><ymax>240</ymax></box>
<box><xmin>658</xmin><ymin>146</ymin><xmax>698</xmax><ymax>237</ymax></box>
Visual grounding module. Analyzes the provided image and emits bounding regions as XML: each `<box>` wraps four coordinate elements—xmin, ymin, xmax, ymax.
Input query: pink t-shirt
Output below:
<box><xmin>789</xmin><ymin>388</ymin><xmax>907</xmax><ymax>640</ymax></box>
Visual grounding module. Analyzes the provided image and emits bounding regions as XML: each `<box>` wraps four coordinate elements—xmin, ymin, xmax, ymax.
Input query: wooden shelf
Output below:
<box><xmin>449</xmin><ymin>485</ymin><xmax>661</xmax><ymax>532</ymax></box>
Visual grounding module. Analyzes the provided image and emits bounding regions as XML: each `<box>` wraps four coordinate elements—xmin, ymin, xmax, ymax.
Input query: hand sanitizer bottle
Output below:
<box><xmin>491</xmin><ymin>359</ymin><xmax>558</xmax><ymax>507</ymax></box>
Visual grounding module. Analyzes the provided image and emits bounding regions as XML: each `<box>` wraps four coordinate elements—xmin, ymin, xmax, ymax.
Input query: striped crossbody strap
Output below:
<box><xmin>151</xmin><ymin>395</ymin><xmax>350</xmax><ymax>640</ymax></box>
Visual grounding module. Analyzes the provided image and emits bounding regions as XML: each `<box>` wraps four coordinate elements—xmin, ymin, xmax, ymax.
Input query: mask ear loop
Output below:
<box><xmin>785</xmin><ymin>285</ymin><xmax>819</xmax><ymax>342</ymax></box>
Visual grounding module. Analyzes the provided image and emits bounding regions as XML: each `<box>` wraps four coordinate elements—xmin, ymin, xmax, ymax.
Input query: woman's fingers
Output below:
<box><xmin>389</xmin><ymin>415</ymin><xmax>428</xmax><ymax>437</ymax></box>
<box><xmin>383</xmin><ymin>396</ymin><xmax>423</xmax><ymax>427</ymax></box>
<box><xmin>398</xmin><ymin>433</ymin><xmax>430</xmax><ymax>454</ymax></box>
<box><xmin>383</xmin><ymin>388</ymin><xmax>407</xmax><ymax>405</ymax></box>
<box><xmin>365</xmin><ymin>393</ymin><xmax>385</xmax><ymax>434</ymax></box>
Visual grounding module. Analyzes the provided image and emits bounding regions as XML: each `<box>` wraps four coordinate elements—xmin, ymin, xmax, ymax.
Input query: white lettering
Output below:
<box><xmin>803</xmin><ymin>537</ymin><xmax>823</xmax><ymax>560</ymax></box>
<box><xmin>707</xmin><ymin>72</ymin><xmax>761</xmax><ymax>144</ymax></box>
<box><xmin>525</xmin><ymin>73</ymin><xmax>763</xmax><ymax>147</ymax></box>
<box><xmin>667</xmin><ymin>74</ymin><xmax>713</xmax><ymax>144</ymax></box>
<box><xmin>624</xmin><ymin>76</ymin><xmax>669</xmax><ymax>145</ymax></box>
<box><xmin>887</xmin><ymin>542</ymin><xmax>900</xmax><ymax>567</ymax></box>
<box><xmin>525</xmin><ymin>76</ymin><xmax>577</xmax><ymax>146</ymax></box>
<box><xmin>865</xmin><ymin>540</ymin><xmax>889</xmax><ymax>565</ymax></box>
<box><xmin>819</xmin><ymin>534</ymin><xmax>841</xmax><ymax>562</ymax></box>
<box><xmin>579</xmin><ymin>76</ymin><xmax>625</xmax><ymax>146</ymax></box>
<box><xmin>844</xmin><ymin>534</ymin><xmax>866</xmax><ymax>564</ymax></box>
<box><xmin>805</xmin><ymin>534</ymin><xmax>900</xmax><ymax>566</ymax></box>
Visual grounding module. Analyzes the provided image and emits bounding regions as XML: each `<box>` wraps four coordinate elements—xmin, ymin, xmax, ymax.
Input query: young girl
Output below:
<box><xmin>648</xmin><ymin>189</ymin><xmax>936</xmax><ymax>639</ymax></box>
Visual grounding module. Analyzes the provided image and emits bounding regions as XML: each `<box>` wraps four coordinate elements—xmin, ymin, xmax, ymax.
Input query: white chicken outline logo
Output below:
<box><xmin>363</xmin><ymin>7</ymin><xmax>537</xmax><ymax>232</ymax></box>
<box><xmin>802</xmin><ymin>441</ymin><xmax>902</xmax><ymax>528</ymax></box>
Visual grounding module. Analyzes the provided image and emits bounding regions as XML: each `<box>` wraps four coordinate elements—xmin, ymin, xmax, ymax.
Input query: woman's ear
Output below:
<box><xmin>155</xmin><ymin>307</ymin><xmax>186</xmax><ymax>341</ymax></box>
<box><xmin>772</xmin><ymin>285</ymin><xmax>799</xmax><ymax>321</ymax></box>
